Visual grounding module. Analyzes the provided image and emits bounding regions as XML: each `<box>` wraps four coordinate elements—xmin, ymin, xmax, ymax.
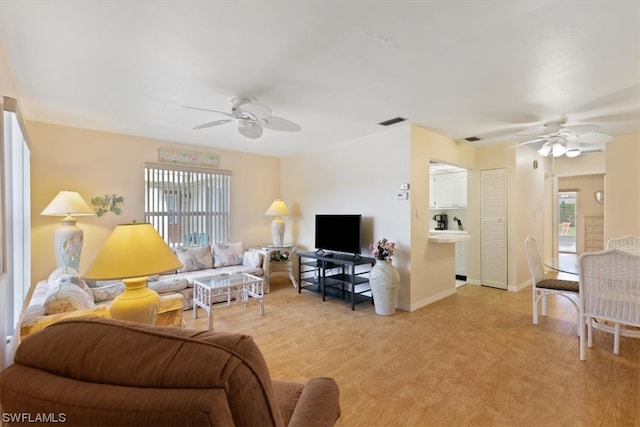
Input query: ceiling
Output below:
<box><xmin>1</xmin><ymin>1</ymin><xmax>639</xmax><ymax>157</ymax></box>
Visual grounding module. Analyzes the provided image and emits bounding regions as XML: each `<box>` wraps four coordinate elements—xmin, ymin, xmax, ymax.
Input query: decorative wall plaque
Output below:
<box><xmin>158</xmin><ymin>148</ymin><xmax>219</xmax><ymax>168</ymax></box>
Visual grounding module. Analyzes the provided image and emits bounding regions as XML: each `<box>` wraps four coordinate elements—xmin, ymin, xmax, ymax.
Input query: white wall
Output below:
<box><xmin>280</xmin><ymin>125</ymin><xmax>412</xmax><ymax>306</ymax></box>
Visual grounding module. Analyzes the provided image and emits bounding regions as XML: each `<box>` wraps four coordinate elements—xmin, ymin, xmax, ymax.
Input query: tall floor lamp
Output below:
<box><xmin>41</xmin><ymin>190</ymin><xmax>95</xmax><ymax>271</ymax></box>
<box><xmin>83</xmin><ymin>222</ymin><xmax>183</xmax><ymax>324</ymax></box>
<box><xmin>264</xmin><ymin>198</ymin><xmax>290</xmax><ymax>246</ymax></box>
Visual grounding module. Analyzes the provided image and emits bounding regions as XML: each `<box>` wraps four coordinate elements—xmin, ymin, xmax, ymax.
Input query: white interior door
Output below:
<box><xmin>481</xmin><ymin>169</ymin><xmax>507</xmax><ymax>289</ymax></box>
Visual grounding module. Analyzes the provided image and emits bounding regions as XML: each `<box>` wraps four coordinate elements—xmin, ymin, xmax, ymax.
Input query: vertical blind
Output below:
<box><xmin>144</xmin><ymin>163</ymin><xmax>230</xmax><ymax>247</ymax></box>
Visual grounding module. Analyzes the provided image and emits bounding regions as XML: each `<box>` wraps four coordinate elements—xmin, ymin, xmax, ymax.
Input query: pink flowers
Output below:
<box><xmin>370</xmin><ymin>238</ymin><xmax>397</xmax><ymax>261</ymax></box>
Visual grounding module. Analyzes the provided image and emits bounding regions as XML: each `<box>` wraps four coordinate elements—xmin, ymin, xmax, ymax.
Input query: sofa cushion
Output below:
<box><xmin>44</xmin><ymin>275</ymin><xmax>96</xmax><ymax>315</ymax></box>
<box><xmin>88</xmin><ymin>281</ymin><xmax>126</xmax><ymax>303</ymax></box>
<box><xmin>175</xmin><ymin>245</ymin><xmax>214</xmax><ymax>273</ymax></box>
<box><xmin>213</xmin><ymin>242</ymin><xmax>244</xmax><ymax>267</ymax></box>
<box><xmin>147</xmin><ymin>277</ymin><xmax>189</xmax><ymax>293</ymax></box>
<box><xmin>243</xmin><ymin>249</ymin><xmax>263</xmax><ymax>268</ymax></box>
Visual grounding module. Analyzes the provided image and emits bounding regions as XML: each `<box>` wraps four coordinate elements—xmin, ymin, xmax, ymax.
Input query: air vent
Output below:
<box><xmin>465</xmin><ymin>136</ymin><xmax>482</xmax><ymax>142</ymax></box>
<box><xmin>378</xmin><ymin>117</ymin><xmax>407</xmax><ymax>126</ymax></box>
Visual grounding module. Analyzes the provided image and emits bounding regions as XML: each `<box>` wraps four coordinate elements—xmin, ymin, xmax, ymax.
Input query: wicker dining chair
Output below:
<box><xmin>607</xmin><ymin>235</ymin><xmax>640</xmax><ymax>255</ymax></box>
<box><xmin>579</xmin><ymin>248</ymin><xmax>640</xmax><ymax>360</ymax></box>
<box><xmin>524</xmin><ymin>236</ymin><xmax>580</xmax><ymax>331</ymax></box>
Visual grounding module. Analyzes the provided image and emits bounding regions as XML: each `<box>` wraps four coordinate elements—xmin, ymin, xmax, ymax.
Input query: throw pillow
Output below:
<box><xmin>48</xmin><ymin>265</ymin><xmax>80</xmax><ymax>288</ymax></box>
<box><xmin>213</xmin><ymin>242</ymin><xmax>244</xmax><ymax>267</ymax></box>
<box><xmin>174</xmin><ymin>245</ymin><xmax>213</xmax><ymax>272</ymax></box>
<box><xmin>44</xmin><ymin>275</ymin><xmax>96</xmax><ymax>315</ymax></box>
<box><xmin>243</xmin><ymin>249</ymin><xmax>263</xmax><ymax>268</ymax></box>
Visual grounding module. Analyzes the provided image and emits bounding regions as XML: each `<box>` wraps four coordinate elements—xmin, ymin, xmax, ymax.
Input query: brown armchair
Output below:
<box><xmin>1</xmin><ymin>318</ymin><xmax>341</xmax><ymax>426</ymax></box>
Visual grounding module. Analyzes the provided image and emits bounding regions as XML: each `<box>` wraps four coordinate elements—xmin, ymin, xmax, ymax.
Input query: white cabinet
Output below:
<box><xmin>429</xmin><ymin>176</ymin><xmax>436</xmax><ymax>208</ymax></box>
<box><xmin>455</xmin><ymin>241</ymin><xmax>467</xmax><ymax>276</ymax></box>
<box><xmin>431</xmin><ymin>171</ymin><xmax>467</xmax><ymax>209</ymax></box>
<box><xmin>452</xmin><ymin>172</ymin><xmax>467</xmax><ymax>207</ymax></box>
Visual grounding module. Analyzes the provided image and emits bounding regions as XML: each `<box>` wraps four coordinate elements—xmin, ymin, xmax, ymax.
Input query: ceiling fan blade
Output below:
<box><xmin>192</xmin><ymin>119</ymin><xmax>231</xmax><ymax>130</ymax></box>
<box><xmin>237</xmin><ymin>103</ymin><xmax>271</xmax><ymax>120</ymax></box>
<box><xmin>183</xmin><ymin>105</ymin><xmax>233</xmax><ymax>117</ymax></box>
<box><xmin>505</xmin><ymin>138</ymin><xmax>546</xmax><ymax>149</ymax></box>
<box><xmin>561</xmin><ymin>124</ymin><xmax>599</xmax><ymax>134</ymax></box>
<box><xmin>575</xmin><ymin>132</ymin><xmax>614</xmax><ymax>144</ymax></box>
<box><xmin>259</xmin><ymin>116</ymin><xmax>302</xmax><ymax>132</ymax></box>
<box><xmin>238</xmin><ymin>123</ymin><xmax>263</xmax><ymax>139</ymax></box>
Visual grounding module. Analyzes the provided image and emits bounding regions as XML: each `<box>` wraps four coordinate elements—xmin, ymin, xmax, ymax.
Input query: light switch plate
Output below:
<box><xmin>396</xmin><ymin>192</ymin><xmax>409</xmax><ymax>200</ymax></box>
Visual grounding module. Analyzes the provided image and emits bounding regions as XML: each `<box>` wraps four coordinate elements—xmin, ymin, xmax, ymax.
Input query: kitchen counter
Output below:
<box><xmin>429</xmin><ymin>234</ymin><xmax>471</xmax><ymax>243</ymax></box>
<box><xmin>429</xmin><ymin>229</ymin><xmax>467</xmax><ymax>235</ymax></box>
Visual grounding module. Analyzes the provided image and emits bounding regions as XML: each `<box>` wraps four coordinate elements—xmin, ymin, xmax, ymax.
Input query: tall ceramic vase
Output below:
<box><xmin>369</xmin><ymin>259</ymin><xmax>400</xmax><ymax>316</ymax></box>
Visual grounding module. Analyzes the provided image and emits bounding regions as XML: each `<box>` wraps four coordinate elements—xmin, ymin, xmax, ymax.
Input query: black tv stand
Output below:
<box><xmin>298</xmin><ymin>251</ymin><xmax>375</xmax><ymax>310</ymax></box>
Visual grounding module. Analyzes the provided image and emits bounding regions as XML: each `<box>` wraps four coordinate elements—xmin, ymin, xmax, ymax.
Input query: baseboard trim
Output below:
<box><xmin>400</xmin><ymin>287</ymin><xmax>458</xmax><ymax>312</ymax></box>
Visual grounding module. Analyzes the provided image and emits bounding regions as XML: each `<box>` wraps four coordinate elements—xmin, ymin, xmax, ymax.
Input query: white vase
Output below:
<box><xmin>369</xmin><ymin>259</ymin><xmax>400</xmax><ymax>316</ymax></box>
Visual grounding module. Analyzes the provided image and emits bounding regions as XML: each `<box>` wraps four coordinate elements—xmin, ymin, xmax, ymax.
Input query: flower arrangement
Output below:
<box><xmin>370</xmin><ymin>238</ymin><xmax>397</xmax><ymax>261</ymax></box>
<box><xmin>270</xmin><ymin>250</ymin><xmax>290</xmax><ymax>263</ymax></box>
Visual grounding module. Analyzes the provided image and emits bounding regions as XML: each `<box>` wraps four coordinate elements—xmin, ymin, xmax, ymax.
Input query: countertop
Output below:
<box><xmin>428</xmin><ymin>234</ymin><xmax>471</xmax><ymax>243</ymax></box>
<box><xmin>429</xmin><ymin>229</ymin><xmax>468</xmax><ymax>235</ymax></box>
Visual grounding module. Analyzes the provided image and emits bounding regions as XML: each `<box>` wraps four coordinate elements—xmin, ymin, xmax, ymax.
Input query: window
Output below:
<box><xmin>1</xmin><ymin>97</ymin><xmax>31</xmax><ymax>365</ymax></box>
<box><xmin>144</xmin><ymin>163</ymin><xmax>230</xmax><ymax>246</ymax></box>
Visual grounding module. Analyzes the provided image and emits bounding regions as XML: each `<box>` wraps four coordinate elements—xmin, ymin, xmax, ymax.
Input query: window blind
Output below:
<box><xmin>144</xmin><ymin>163</ymin><xmax>230</xmax><ymax>247</ymax></box>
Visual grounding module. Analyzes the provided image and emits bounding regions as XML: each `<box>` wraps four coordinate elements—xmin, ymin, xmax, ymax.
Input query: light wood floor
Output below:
<box><xmin>184</xmin><ymin>277</ymin><xmax>640</xmax><ymax>427</ymax></box>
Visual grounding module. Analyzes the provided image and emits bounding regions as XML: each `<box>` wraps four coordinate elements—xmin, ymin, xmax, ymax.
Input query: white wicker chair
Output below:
<box><xmin>607</xmin><ymin>235</ymin><xmax>640</xmax><ymax>255</ymax></box>
<box><xmin>579</xmin><ymin>249</ymin><xmax>640</xmax><ymax>360</ymax></box>
<box><xmin>524</xmin><ymin>236</ymin><xmax>580</xmax><ymax>330</ymax></box>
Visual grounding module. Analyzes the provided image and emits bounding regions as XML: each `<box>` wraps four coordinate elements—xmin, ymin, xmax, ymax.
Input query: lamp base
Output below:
<box><xmin>109</xmin><ymin>277</ymin><xmax>159</xmax><ymax>324</ymax></box>
<box><xmin>270</xmin><ymin>218</ymin><xmax>285</xmax><ymax>246</ymax></box>
<box><xmin>54</xmin><ymin>218</ymin><xmax>84</xmax><ymax>270</ymax></box>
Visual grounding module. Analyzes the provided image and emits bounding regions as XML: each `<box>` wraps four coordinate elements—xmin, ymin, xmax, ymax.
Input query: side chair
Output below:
<box><xmin>579</xmin><ymin>248</ymin><xmax>640</xmax><ymax>360</ymax></box>
<box><xmin>524</xmin><ymin>236</ymin><xmax>580</xmax><ymax>332</ymax></box>
<box><xmin>607</xmin><ymin>235</ymin><xmax>640</xmax><ymax>255</ymax></box>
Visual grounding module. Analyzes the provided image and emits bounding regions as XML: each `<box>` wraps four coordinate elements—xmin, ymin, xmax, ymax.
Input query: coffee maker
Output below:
<box><xmin>433</xmin><ymin>214</ymin><xmax>448</xmax><ymax>230</ymax></box>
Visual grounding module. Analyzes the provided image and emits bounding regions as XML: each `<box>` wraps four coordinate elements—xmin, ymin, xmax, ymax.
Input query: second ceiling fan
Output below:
<box><xmin>507</xmin><ymin>120</ymin><xmax>614</xmax><ymax>157</ymax></box>
<box><xmin>184</xmin><ymin>96</ymin><xmax>301</xmax><ymax>139</ymax></box>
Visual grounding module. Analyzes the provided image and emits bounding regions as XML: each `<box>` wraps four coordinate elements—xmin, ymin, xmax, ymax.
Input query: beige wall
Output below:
<box><xmin>29</xmin><ymin>121</ymin><xmax>281</xmax><ymax>284</ymax></box>
<box><xmin>604</xmin><ymin>135</ymin><xmax>640</xmax><ymax>241</ymax></box>
<box><xmin>410</xmin><ymin>125</ymin><xmax>475</xmax><ymax>308</ymax></box>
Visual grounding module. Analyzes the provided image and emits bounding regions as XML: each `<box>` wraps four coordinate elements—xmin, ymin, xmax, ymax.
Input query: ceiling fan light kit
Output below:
<box><xmin>184</xmin><ymin>96</ymin><xmax>301</xmax><ymax>140</ymax></box>
<box><xmin>510</xmin><ymin>120</ymin><xmax>613</xmax><ymax>158</ymax></box>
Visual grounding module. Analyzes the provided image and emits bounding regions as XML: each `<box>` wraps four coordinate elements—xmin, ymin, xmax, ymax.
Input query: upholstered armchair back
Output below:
<box><xmin>1</xmin><ymin>318</ymin><xmax>286</xmax><ymax>426</ymax></box>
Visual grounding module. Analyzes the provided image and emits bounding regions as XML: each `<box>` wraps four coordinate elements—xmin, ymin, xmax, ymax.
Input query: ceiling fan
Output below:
<box><xmin>184</xmin><ymin>96</ymin><xmax>301</xmax><ymax>139</ymax></box>
<box><xmin>506</xmin><ymin>120</ymin><xmax>614</xmax><ymax>158</ymax></box>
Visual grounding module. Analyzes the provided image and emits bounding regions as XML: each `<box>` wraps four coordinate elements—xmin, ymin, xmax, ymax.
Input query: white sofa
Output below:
<box><xmin>21</xmin><ymin>243</ymin><xmax>271</xmax><ymax>340</ymax></box>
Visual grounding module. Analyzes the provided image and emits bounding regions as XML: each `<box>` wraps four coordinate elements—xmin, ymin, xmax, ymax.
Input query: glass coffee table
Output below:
<box><xmin>193</xmin><ymin>273</ymin><xmax>264</xmax><ymax>330</ymax></box>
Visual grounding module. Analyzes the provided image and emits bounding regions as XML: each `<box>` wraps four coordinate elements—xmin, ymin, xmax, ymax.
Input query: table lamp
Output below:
<box><xmin>83</xmin><ymin>222</ymin><xmax>183</xmax><ymax>324</ymax></box>
<box><xmin>41</xmin><ymin>190</ymin><xmax>95</xmax><ymax>270</ymax></box>
<box><xmin>264</xmin><ymin>198</ymin><xmax>289</xmax><ymax>246</ymax></box>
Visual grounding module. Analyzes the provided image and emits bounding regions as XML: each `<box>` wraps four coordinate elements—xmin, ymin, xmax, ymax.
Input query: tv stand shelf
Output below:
<box><xmin>297</xmin><ymin>251</ymin><xmax>375</xmax><ymax>310</ymax></box>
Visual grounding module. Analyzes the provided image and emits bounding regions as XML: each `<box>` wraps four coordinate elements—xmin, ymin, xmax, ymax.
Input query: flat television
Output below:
<box><xmin>315</xmin><ymin>214</ymin><xmax>362</xmax><ymax>254</ymax></box>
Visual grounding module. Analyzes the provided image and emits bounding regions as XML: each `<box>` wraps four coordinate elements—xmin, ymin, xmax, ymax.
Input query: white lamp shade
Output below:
<box><xmin>264</xmin><ymin>199</ymin><xmax>290</xmax><ymax>217</ymax></box>
<box><xmin>41</xmin><ymin>191</ymin><xmax>94</xmax><ymax>217</ymax></box>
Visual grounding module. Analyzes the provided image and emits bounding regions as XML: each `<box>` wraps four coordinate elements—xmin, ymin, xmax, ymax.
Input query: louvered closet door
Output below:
<box><xmin>481</xmin><ymin>169</ymin><xmax>507</xmax><ymax>289</ymax></box>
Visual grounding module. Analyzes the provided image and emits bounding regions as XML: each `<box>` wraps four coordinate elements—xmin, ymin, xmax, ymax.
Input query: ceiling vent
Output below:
<box><xmin>464</xmin><ymin>136</ymin><xmax>482</xmax><ymax>142</ymax></box>
<box><xmin>378</xmin><ymin>117</ymin><xmax>407</xmax><ymax>126</ymax></box>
